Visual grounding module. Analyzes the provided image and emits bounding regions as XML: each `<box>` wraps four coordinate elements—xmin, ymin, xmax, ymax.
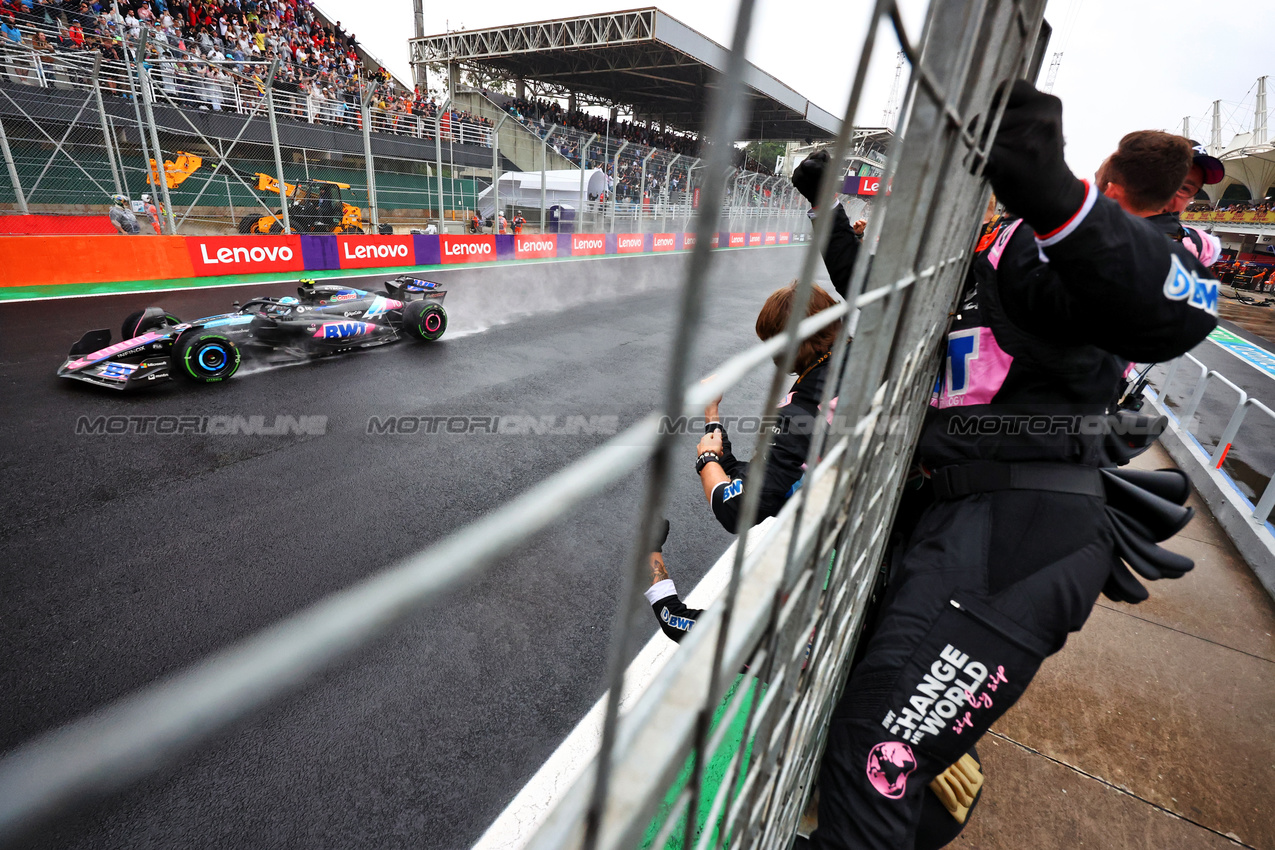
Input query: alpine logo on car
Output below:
<box><xmin>440</xmin><ymin>235</ymin><xmax>497</xmax><ymax>264</ymax></box>
<box><xmin>572</xmin><ymin>234</ymin><xmax>605</xmax><ymax>256</ymax></box>
<box><xmin>617</xmin><ymin>234</ymin><xmax>645</xmax><ymax>254</ymax></box>
<box><xmin>315</xmin><ymin>321</ymin><xmax>377</xmax><ymax>339</ymax></box>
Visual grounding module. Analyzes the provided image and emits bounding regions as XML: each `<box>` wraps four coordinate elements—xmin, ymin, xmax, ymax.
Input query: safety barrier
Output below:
<box><xmin>0</xmin><ymin>0</ymin><xmax>1049</xmax><ymax>847</ymax></box>
<box><xmin>1144</xmin><ymin>353</ymin><xmax>1275</xmax><ymax>599</ymax></box>
<box><xmin>0</xmin><ymin>230</ymin><xmax>796</xmax><ymax>291</ymax></box>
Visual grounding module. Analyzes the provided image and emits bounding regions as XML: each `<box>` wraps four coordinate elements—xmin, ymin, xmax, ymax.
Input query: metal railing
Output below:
<box><xmin>1154</xmin><ymin>353</ymin><xmax>1275</xmax><ymax>524</ymax></box>
<box><xmin>0</xmin><ymin>1</ymin><xmax>1047</xmax><ymax>848</ymax></box>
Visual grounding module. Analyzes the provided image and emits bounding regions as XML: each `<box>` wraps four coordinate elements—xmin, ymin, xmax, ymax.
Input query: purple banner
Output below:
<box><xmin>300</xmin><ymin>234</ymin><xmax>338</xmax><ymax>271</ymax></box>
<box><xmin>494</xmin><ymin>234</ymin><xmax>516</xmax><ymax>260</ymax></box>
<box><xmin>412</xmin><ymin>234</ymin><xmax>441</xmax><ymax>266</ymax></box>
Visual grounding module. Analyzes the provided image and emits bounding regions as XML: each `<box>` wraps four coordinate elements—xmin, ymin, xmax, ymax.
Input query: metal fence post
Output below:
<box><xmin>360</xmin><ymin>80</ymin><xmax>379</xmax><ymax>232</ymax></box>
<box><xmin>124</xmin><ymin>32</ymin><xmax>154</xmax><ymax>202</ymax></box>
<box><xmin>609</xmin><ymin>141</ymin><xmax>629</xmax><ymax>233</ymax></box>
<box><xmin>663</xmin><ymin>153</ymin><xmax>680</xmax><ymax>231</ymax></box>
<box><xmin>541</xmin><ymin>124</ymin><xmax>557</xmax><ymax>234</ymax></box>
<box><xmin>638</xmin><ymin>148</ymin><xmax>655</xmax><ymax>230</ymax></box>
<box><xmin>579</xmin><ymin>132</ymin><xmax>597</xmax><ymax>233</ymax></box>
<box><xmin>135</xmin><ymin>37</ymin><xmax>176</xmax><ymax>235</ymax></box>
<box><xmin>492</xmin><ymin>114</ymin><xmax>508</xmax><ymax>233</ymax></box>
<box><xmin>263</xmin><ymin>59</ymin><xmax>290</xmax><ymax>235</ymax></box>
<box><xmin>0</xmin><ymin>114</ymin><xmax>28</xmax><ymax>215</ymax></box>
<box><xmin>435</xmin><ymin>98</ymin><xmax>449</xmax><ymax>231</ymax></box>
<box><xmin>90</xmin><ymin>53</ymin><xmax>123</xmax><ymax>196</ymax></box>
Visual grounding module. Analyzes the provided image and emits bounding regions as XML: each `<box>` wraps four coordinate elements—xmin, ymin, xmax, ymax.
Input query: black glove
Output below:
<box><xmin>792</xmin><ymin>150</ymin><xmax>830</xmax><ymax>207</ymax></box>
<box><xmin>983</xmin><ymin>80</ymin><xmax>1086</xmax><ymax>236</ymax></box>
<box><xmin>652</xmin><ymin>518</ymin><xmax>670</xmax><ymax>552</ymax></box>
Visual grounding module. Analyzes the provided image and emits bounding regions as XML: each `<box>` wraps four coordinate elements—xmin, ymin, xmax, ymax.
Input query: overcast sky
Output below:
<box><xmin>315</xmin><ymin>0</ymin><xmax>1271</xmax><ymax>179</ymax></box>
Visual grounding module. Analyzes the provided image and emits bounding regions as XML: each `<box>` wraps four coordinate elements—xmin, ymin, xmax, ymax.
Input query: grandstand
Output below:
<box><xmin>1179</xmin><ymin>76</ymin><xmax>1274</xmax><ymax>262</ymax></box>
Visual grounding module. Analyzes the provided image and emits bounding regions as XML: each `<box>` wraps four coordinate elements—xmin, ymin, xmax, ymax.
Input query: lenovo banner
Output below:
<box><xmin>778</xmin><ymin>232</ymin><xmax>791</xmax><ymax>244</ymax></box>
<box><xmin>616</xmin><ymin>233</ymin><xmax>646</xmax><ymax>254</ymax></box>
<box><xmin>747</xmin><ymin>233</ymin><xmax>762</xmax><ymax>247</ymax></box>
<box><xmin>729</xmin><ymin>233</ymin><xmax>746</xmax><ymax>248</ymax></box>
<box><xmin>692</xmin><ymin>187</ymin><xmax>700</xmax><ymax>209</ymax></box>
<box><xmin>764</xmin><ymin>232</ymin><xmax>777</xmax><ymax>245</ymax></box>
<box><xmin>187</xmin><ymin>236</ymin><xmax>305</xmax><ymax>276</ymax></box>
<box><xmin>337</xmin><ymin>235</ymin><xmax>415</xmax><ymax>269</ymax></box>
<box><xmin>652</xmin><ymin>233</ymin><xmax>677</xmax><ymax>252</ymax></box>
<box><xmin>681</xmin><ymin>233</ymin><xmax>697</xmax><ymax>250</ymax></box>
<box><xmin>857</xmin><ymin>176</ymin><xmax>881</xmax><ymax>196</ymax></box>
<box><xmin>439</xmin><ymin>234</ymin><xmax>497</xmax><ymax>264</ymax></box>
<box><xmin>710</xmin><ymin>233</ymin><xmax>721</xmax><ymax>248</ymax></box>
<box><xmin>515</xmin><ymin>235</ymin><xmax>558</xmax><ymax>259</ymax></box>
<box><xmin>571</xmin><ymin>233</ymin><xmax>606</xmax><ymax>256</ymax></box>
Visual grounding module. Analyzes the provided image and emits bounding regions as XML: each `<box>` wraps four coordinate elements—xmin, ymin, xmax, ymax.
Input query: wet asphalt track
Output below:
<box><xmin>0</xmin><ymin>248</ymin><xmax>809</xmax><ymax>849</ymax></box>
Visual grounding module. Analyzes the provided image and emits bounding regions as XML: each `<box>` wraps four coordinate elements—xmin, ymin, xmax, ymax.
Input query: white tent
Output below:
<box><xmin>476</xmin><ymin>169</ymin><xmax>608</xmax><ymax>217</ymax></box>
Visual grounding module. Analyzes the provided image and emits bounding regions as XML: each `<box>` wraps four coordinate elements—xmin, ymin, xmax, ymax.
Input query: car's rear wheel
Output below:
<box><xmin>401</xmin><ymin>300</ymin><xmax>447</xmax><ymax>342</ymax></box>
<box><xmin>120</xmin><ymin>307</ymin><xmax>181</xmax><ymax>340</ymax></box>
<box><xmin>174</xmin><ymin>330</ymin><xmax>241</xmax><ymax>383</ymax></box>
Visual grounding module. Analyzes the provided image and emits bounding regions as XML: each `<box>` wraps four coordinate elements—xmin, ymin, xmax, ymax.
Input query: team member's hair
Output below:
<box><xmin>1097</xmin><ymin>131</ymin><xmax>1192</xmax><ymax>212</ymax></box>
<box><xmin>755</xmin><ymin>280</ymin><xmax>842</xmax><ymax>375</ymax></box>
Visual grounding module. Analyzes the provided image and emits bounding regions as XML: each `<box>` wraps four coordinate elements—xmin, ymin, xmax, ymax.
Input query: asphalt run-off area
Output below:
<box><xmin>1</xmin><ymin>247</ymin><xmax>816</xmax><ymax>850</ymax></box>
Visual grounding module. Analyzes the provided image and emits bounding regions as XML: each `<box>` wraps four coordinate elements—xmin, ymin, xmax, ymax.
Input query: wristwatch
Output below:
<box><xmin>696</xmin><ymin>451</ymin><xmax>723</xmax><ymax>475</ymax></box>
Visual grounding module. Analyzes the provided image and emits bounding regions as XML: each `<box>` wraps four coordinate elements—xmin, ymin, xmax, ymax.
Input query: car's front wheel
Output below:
<box><xmin>401</xmin><ymin>300</ymin><xmax>447</xmax><ymax>342</ymax></box>
<box><xmin>174</xmin><ymin>330</ymin><xmax>241</xmax><ymax>383</ymax></box>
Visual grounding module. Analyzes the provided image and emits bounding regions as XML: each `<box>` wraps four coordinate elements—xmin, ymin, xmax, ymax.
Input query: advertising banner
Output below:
<box><xmin>764</xmin><ymin>232</ymin><xmax>777</xmax><ymax>245</ymax></box>
<box><xmin>336</xmin><ymin>234</ymin><xmax>415</xmax><ymax>269</ymax></box>
<box><xmin>729</xmin><ymin>233</ymin><xmax>746</xmax><ymax>248</ymax></box>
<box><xmin>616</xmin><ymin>233</ymin><xmax>646</xmax><ymax>254</ymax></box>
<box><xmin>681</xmin><ymin>232</ymin><xmax>697</xmax><ymax>250</ymax></box>
<box><xmin>652</xmin><ymin>233</ymin><xmax>677</xmax><ymax>252</ymax></box>
<box><xmin>710</xmin><ymin>233</ymin><xmax>721</xmax><ymax>248</ymax></box>
<box><xmin>186</xmin><ymin>235</ymin><xmax>305</xmax><ymax>276</ymax></box>
<box><xmin>571</xmin><ymin>233</ymin><xmax>607</xmax><ymax>256</ymax></box>
<box><xmin>693</xmin><ymin>187</ymin><xmax>700</xmax><ymax>209</ymax></box>
<box><xmin>778</xmin><ymin>232</ymin><xmax>791</xmax><ymax>244</ymax></box>
<box><xmin>747</xmin><ymin>233</ymin><xmax>762</xmax><ymax>247</ymax></box>
<box><xmin>439</xmin><ymin>234</ymin><xmax>497</xmax><ymax>264</ymax></box>
<box><xmin>857</xmin><ymin>176</ymin><xmax>881</xmax><ymax>196</ymax></box>
<box><xmin>515</xmin><ymin>234</ymin><xmax>558</xmax><ymax>259</ymax></box>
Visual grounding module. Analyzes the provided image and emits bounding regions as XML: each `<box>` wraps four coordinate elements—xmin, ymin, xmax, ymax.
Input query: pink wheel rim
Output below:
<box><xmin>424</xmin><ymin>313</ymin><xmax>442</xmax><ymax>333</ymax></box>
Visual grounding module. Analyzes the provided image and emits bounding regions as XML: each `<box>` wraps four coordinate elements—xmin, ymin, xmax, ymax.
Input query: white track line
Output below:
<box><xmin>471</xmin><ymin>517</ymin><xmax>777</xmax><ymax>850</ymax></box>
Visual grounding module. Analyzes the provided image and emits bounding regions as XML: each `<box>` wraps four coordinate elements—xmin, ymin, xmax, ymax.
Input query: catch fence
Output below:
<box><xmin>0</xmin><ymin>1</ymin><xmax>1048</xmax><ymax>849</ymax></box>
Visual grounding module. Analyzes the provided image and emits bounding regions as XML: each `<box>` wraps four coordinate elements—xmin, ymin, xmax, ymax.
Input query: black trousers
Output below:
<box><xmin>811</xmin><ymin>490</ymin><xmax>1115</xmax><ymax>849</ymax></box>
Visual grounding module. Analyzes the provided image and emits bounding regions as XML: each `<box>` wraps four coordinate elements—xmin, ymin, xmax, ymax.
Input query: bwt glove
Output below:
<box><xmin>792</xmin><ymin>149</ymin><xmax>830</xmax><ymax>207</ymax></box>
<box><xmin>983</xmin><ymin>80</ymin><xmax>1087</xmax><ymax>236</ymax></box>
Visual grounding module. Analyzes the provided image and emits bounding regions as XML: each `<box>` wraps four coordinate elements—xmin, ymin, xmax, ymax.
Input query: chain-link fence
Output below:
<box><xmin>0</xmin><ymin>22</ymin><xmax>787</xmax><ymax>237</ymax></box>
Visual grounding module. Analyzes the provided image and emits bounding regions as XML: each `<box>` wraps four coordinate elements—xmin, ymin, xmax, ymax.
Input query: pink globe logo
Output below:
<box><xmin>866</xmin><ymin>741</ymin><xmax>917</xmax><ymax>799</ymax></box>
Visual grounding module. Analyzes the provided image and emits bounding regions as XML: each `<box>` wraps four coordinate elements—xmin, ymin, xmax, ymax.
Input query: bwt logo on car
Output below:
<box><xmin>315</xmin><ymin>321</ymin><xmax>376</xmax><ymax>339</ymax></box>
<box><xmin>199</xmin><ymin>244</ymin><xmax>294</xmax><ymax>264</ymax></box>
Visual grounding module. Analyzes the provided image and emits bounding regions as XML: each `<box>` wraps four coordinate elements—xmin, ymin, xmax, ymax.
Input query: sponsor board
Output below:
<box><xmin>681</xmin><ymin>233</ymin><xmax>698</xmax><ymax>250</ymax></box>
<box><xmin>571</xmin><ymin>233</ymin><xmax>606</xmax><ymax>256</ymax></box>
<box><xmin>778</xmin><ymin>232</ymin><xmax>791</xmax><ymax>244</ymax></box>
<box><xmin>439</xmin><ymin>234</ymin><xmax>497</xmax><ymax>264</ymax></box>
<box><xmin>693</xmin><ymin>187</ymin><xmax>700</xmax><ymax>209</ymax></box>
<box><xmin>748</xmin><ymin>233</ymin><xmax>762</xmax><ymax>247</ymax></box>
<box><xmin>187</xmin><ymin>236</ymin><xmax>304</xmax><ymax>275</ymax></box>
<box><xmin>729</xmin><ymin>233</ymin><xmax>746</xmax><ymax>248</ymax></box>
<box><xmin>858</xmin><ymin>176</ymin><xmax>881</xmax><ymax>196</ymax></box>
<box><xmin>764</xmin><ymin>232</ymin><xmax>777</xmax><ymax>245</ymax></box>
<box><xmin>616</xmin><ymin>233</ymin><xmax>646</xmax><ymax>254</ymax></box>
<box><xmin>515</xmin><ymin>235</ymin><xmax>557</xmax><ymax>259</ymax></box>
<box><xmin>652</xmin><ymin>233</ymin><xmax>677</xmax><ymax>252</ymax></box>
<box><xmin>336</xmin><ymin>235</ymin><xmax>415</xmax><ymax>269</ymax></box>
<box><xmin>710</xmin><ymin>233</ymin><xmax>721</xmax><ymax>249</ymax></box>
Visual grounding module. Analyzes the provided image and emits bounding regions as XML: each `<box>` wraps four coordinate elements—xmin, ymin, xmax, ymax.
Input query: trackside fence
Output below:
<box><xmin>0</xmin><ymin>2</ymin><xmax>1048</xmax><ymax>850</ymax></box>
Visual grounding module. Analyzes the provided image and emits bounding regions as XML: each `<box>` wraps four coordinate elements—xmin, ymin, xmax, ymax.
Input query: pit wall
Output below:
<box><xmin>0</xmin><ymin>231</ymin><xmax>795</xmax><ymax>297</ymax></box>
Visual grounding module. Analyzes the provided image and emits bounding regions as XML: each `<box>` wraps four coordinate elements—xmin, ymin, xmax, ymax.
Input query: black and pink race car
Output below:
<box><xmin>57</xmin><ymin>277</ymin><xmax>448</xmax><ymax>390</ymax></box>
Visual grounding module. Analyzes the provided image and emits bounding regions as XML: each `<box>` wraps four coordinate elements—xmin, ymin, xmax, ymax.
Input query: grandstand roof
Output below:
<box><xmin>408</xmin><ymin>8</ymin><xmax>839</xmax><ymax>141</ymax></box>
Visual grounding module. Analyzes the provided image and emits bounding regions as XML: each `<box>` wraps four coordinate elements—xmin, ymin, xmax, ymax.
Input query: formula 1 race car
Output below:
<box><xmin>57</xmin><ymin>277</ymin><xmax>449</xmax><ymax>390</ymax></box>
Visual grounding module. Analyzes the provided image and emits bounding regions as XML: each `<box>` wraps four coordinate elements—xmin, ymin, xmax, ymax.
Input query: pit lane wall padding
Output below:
<box><xmin>0</xmin><ymin>231</ymin><xmax>794</xmax><ymax>292</ymax></box>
